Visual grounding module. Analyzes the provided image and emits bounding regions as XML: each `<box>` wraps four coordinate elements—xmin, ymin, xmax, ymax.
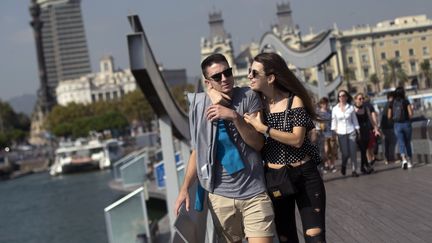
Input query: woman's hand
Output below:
<box><xmin>206</xmin><ymin>87</ymin><xmax>231</xmax><ymax>106</ymax></box>
<box><xmin>244</xmin><ymin>111</ymin><xmax>266</xmax><ymax>133</ymax></box>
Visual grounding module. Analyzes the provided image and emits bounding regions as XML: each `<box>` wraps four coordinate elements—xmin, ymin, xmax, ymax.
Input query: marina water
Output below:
<box><xmin>0</xmin><ymin>170</ymin><xmax>165</xmax><ymax>243</ymax></box>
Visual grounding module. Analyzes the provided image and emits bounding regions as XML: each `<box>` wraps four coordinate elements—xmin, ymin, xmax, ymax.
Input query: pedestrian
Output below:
<box><xmin>331</xmin><ymin>90</ymin><xmax>360</xmax><ymax>177</ymax></box>
<box><xmin>174</xmin><ymin>53</ymin><xmax>275</xmax><ymax>243</ymax></box>
<box><xmin>244</xmin><ymin>52</ymin><xmax>326</xmax><ymax>243</ymax></box>
<box><xmin>387</xmin><ymin>86</ymin><xmax>414</xmax><ymax>169</ymax></box>
<box><xmin>353</xmin><ymin>93</ymin><xmax>375</xmax><ymax>174</ymax></box>
<box><xmin>380</xmin><ymin>92</ymin><xmax>397</xmax><ymax>164</ymax></box>
<box><xmin>316</xmin><ymin>97</ymin><xmax>337</xmax><ymax>173</ymax></box>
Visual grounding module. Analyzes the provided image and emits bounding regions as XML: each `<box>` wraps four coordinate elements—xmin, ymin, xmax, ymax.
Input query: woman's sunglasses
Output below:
<box><xmin>208</xmin><ymin>68</ymin><xmax>233</xmax><ymax>82</ymax></box>
<box><xmin>248</xmin><ymin>68</ymin><xmax>265</xmax><ymax>79</ymax></box>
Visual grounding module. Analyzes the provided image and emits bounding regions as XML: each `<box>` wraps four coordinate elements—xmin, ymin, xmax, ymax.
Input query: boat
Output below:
<box><xmin>50</xmin><ymin>139</ymin><xmax>123</xmax><ymax>176</ymax></box>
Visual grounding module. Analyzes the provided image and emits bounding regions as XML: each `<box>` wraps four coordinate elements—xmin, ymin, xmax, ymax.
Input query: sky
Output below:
<box><xmin>1</xmin><ymin>0</ymin><xmax>432</xmax><ymax>101</ymax></box>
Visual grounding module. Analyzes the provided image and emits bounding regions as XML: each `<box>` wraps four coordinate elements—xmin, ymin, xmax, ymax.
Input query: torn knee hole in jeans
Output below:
<box><xmin>279</xmin><ymin>235</ymin><xmax>288</xmax><ymax>242</ymax></box>
<box><xmin>305</xmin><ymin>227</ymin><xmax>322</xmax><ymax>237</ymax></box>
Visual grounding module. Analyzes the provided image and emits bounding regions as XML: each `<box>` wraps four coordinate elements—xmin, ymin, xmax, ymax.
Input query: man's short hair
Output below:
<box><xmin>201</xmin><ymin>53</ymin><xmax>229</xmax><ymax>78</ymax></box>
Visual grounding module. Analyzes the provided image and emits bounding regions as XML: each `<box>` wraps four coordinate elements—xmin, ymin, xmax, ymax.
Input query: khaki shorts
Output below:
<box><xmin>208</xmin><ymin>191</ymin><xmax>275</xmax><ymax>242</ymax></box>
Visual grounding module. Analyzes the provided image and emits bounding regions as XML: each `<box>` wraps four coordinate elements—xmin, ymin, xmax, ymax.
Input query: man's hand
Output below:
<box><xmin>206</xmin><ymin>104</ymin><xmax>238</xmax><ymax>122</ymax></box>
<box><xmin>207</xmin><ymin>87</ymin><xmax>231</xmax><ymax>106</ymax></box>
<box><xmin>174</xmin><ymin>188</ymin><xmax>190</xmax><ymax>216</ymax></box>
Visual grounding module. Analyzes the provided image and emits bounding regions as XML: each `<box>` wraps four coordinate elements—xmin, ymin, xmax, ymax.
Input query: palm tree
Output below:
<box><xmin>386</xmin><ymin>58</ymin><xmax>402</xmax><ymax>88</ymax></box>
<box><xmin>343</xmin><ymin>67</ymin><xmax>356</xmax><ymax>93</ymax></box>
<box><xmin>369</xmin><ymin>73</ymin><xmax>380</xmax><ymax>93</ymax></box>
<box><xmin>420</xmin><ymin>59</ymin><xmax>431</xmax><ymax>88</ymax></box>
<box><xmin>396</xmin><ymin>68</ymin><xmax>409</xmax><ymax>87</ymax></box>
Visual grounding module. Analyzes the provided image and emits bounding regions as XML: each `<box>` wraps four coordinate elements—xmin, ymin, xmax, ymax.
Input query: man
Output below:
<box><xmin>174</xmin><ymin>54</ymin><xmax>274</xmax><ymax>243</ymax></box>
<box><xmin>380</xmin><ymin>92</ymin><xmax>397</xmax><ymax>164</ymax></box>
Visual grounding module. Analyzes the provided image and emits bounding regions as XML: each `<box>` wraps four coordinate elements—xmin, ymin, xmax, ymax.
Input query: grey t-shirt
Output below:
<box><xmin>212</xmin><ymin>87</ymin><xmax>266</xmax><ymax>199</ymax></box>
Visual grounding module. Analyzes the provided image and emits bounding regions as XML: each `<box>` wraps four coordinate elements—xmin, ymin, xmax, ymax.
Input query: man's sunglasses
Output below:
<box><xmin>248</xmin><ymin>68</ymin><xmax>266</xmax><ymax>79</ymax></box>
<box><xmin>208</xmin><ymin>67</ymin><xmax>233</xmax><ymax>82</ymax></box>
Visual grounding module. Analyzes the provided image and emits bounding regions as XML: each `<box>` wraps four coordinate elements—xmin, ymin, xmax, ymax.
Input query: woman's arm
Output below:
<box><xmin>245</xmin><ymin>96</ymin><xmax>306</xmax><ymax>148</ymax></box>
<box><xmin>407</xmin><ymin>102</ymin><xmax>414</xmax><ymax>119</ymax></box>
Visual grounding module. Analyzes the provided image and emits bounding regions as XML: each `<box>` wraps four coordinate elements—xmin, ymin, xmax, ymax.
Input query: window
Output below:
<box><xmin>407</xmin><ymin>37</ymin><xmax>412</xmax><ymax>42</ymax></box>
<box><xmin>362</xmin><ymin>54</ymin><xmax>368</xmax><ymax>63</ymax></box>
<box><xmin>393</xmin><ymin>40</ymin><xmax>399</xmax><ymax>44</ymax></box>
<box><xmin>421</xmin><ymin>36</ymin><xmax>427</xmax><ymax>41</ymax></box>
<box><xmin>379</xmin><ymin>42</ymin><xmax>384</xmax><ymax>47</ymax></box>
<box><xmin>106</xmin><ymin>92</ymin><xmax>111</xmax><ymax>100</ymax></box>
<box><xmin>382</xmin><ymin>65</ymin><xmax>388</xmax><ymax>73</ymax></box>
<box><xmin>409</xmin><ymin>49</ymin><xmax>414</xmax><ymax>56</ymax></box>
<box><xmin>348</xmin><ymin>56</ymin><xmax>354</xmax><ymax>64</ymax></box>
<box><xmin>423</xmin><ymin>47</ymin><xmax>430</xmax><ymax>55</ymax></box>
<box><xmin>410</xmin><ymin>61</ymin><xmax>416</xmax><ymax>73</ymax></box>
<box><xmin>92</xmin><ymin>94</ymin><xmax>96</xmax><ymax>102</ymax></box>
<box><xmin>363</xmin><ymin>68</ymin><xmax>369</xmax><ymax>78</ymax></box>
<box><xmin>98</xmin><ymin>93</ymin><xmax>103</xmax><ymax>100</ymax></box>
<box><xmin>381</xmin><ymin>52</ymin><xmax>386</xmax><ymax>60</ymax></box>
<box><xmin>395</xmin><ymin>50</ymin><xmax>400</xmax><ymax>58</ymax></box>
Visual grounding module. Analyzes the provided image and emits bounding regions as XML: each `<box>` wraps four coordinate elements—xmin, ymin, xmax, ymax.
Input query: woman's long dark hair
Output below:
<box><xmin>393</xmin><ymin>86</ymin><xmax>406</xmax><ymax>100</ymax></box>
<box><xmin>253</xmin><ymin>52</ymin><xmax>317</xmax><ymax>119</ymax></box>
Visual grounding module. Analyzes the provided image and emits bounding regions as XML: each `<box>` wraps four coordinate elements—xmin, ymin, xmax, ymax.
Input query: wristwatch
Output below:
<box><xmin>264</xmin><ymin>126</ymin><xmax>271</xmax><ymax>139</ymax></box>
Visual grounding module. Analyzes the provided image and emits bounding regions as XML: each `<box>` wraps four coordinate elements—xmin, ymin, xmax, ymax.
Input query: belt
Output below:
<box><xmin>267</xmin><ymin>156</ymin><xmax>311</xmax><ymax>169</ymax></box>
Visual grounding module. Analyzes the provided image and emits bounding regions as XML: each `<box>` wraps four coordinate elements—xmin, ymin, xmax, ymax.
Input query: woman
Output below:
<box><xmin>387</xmin><ymin>86</ymin><xmax>413</xmax><ymax>169</ymax></box>
<box><xmin>331</xmin><ymin>90</ymin><xmax>360</xmax><ymax>177</ymax></box>
<box><xmin>244</xmin><ymin>53</ymin><xmax>326</xmax><ymax>243</ymax></box>
<box><xmin>316</xmin><ymin>97</ymin><xmax>337</xmax><ymax>173</ymax></box>
<box><xmin>353</xmin><ymin>93</ymin><xmax>375</xmax><ymax>174</ymax></box>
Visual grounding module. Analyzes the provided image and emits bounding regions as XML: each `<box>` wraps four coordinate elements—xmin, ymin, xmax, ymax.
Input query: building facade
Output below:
<box><xmin>200</xmin><ymin>2</ymin><xmax>432</xmax><ymax>95</ymax></box>
<box><xmin>56</xmin><ymin>56</ymin><xmax>187</xmax><ymax>106</ymax></box>
<box><xmin>56</xmin><ymin>56</ymin><xmax>136</xmax><ymax>106</ymax></box>
<box><xmin>37</xmin><ymin>0</ymin><xmax>92</xmax><ymax>99</ymax></box>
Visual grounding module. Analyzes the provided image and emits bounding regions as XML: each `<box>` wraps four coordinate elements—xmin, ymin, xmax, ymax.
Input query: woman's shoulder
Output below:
<box><xmin>291</xmin><ymin>95</ymin><xmax>304</xmax><ymax>109</ymax></box>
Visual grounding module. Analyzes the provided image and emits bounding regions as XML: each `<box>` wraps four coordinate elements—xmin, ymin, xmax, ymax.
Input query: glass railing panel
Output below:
<box><xmin>104</xmin><ymin>187</ymin><xmax>151</xmax><ymax>243</ymax></box>
<box><xmin>113</xmin><ymin>153</ymin><xmax>137</xmax><ymax>181</ymax></box>
<box><xmin>120</xmin><ymin>154</ymin><xmax>148</xmax><ymax>187</ymax></box>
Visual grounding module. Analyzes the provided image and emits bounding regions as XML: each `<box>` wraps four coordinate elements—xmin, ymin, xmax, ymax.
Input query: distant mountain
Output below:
<box><xmin>8</xmin><ymin>94</ymin><xmax>37</xmax><ymax>116</ymax></box>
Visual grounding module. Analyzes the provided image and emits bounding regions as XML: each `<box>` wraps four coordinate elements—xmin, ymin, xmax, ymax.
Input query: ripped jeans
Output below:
<box><xmin>271</xmin><ymin>161</ymin><xmax>326</xmax><ymax>243</ymax></box>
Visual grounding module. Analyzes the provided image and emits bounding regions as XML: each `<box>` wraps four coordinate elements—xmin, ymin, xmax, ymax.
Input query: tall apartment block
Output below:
<box><xmin>37</xmin><ymin>0</ymin><xmax>91</xmax><ymax>99</ymax></box>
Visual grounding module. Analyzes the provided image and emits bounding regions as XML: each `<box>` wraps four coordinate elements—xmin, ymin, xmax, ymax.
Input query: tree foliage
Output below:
<box><xmin>169</xmin><ymin>84</ymin><xmax>195</xmax><ymax>112</ymax></box>
<box><xmin>0</xmin><ymin>100</ymin><xmax>30</xmax><ymax>146</ymax></box>
<box><xmin>47</xmin><ymin>90</ymin><xmax>154</xmax><ymax>138</ymax></box>
<box><xmin>420</xmin><ymin>59</ymin><xmax>431</xmax><ymax>88</ymax></box>
<box><xmin>369</xmin><ymin>73</ymin><xmax>380</xmax><ymax>92</ymax></box>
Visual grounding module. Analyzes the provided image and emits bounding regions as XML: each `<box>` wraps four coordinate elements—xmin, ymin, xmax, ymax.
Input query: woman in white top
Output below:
<box><xmin>331</xmin><ymin>90</ymin><xmax>360</xmax><ymax>177</ymax></box>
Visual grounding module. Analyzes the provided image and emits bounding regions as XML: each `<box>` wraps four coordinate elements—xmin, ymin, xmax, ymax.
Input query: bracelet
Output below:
<box><xmin>264</xmin><ymin>126</ymin><xmax>271</xmax><ymax>139</ymax></box>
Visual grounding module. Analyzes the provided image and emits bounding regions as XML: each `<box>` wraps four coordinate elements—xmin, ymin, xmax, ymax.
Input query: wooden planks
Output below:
<box><xmin>291</xmin><ymin>162</ymin><xmax>432</xmax><ymax>243</ymax></box>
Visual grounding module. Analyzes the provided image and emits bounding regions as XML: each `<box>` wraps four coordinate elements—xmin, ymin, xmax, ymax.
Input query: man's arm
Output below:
<box><xmin>206</xmin><ymin>104</ymin><xmax>264</xmax><ymax>151</ymax></box>
<box><xmin>174</xmin><ymin>150</ymin><xmax>197</xmax><ymax>216</ymax></box>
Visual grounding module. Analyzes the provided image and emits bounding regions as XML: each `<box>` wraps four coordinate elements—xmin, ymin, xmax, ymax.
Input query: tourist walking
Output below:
<box><xmin>387</xmin><ymin>86</ymin><xmax>414</xmax><ymax>169</ymax></box>
<box><xmin>353</xmin><ymin>93</ymin><xmax>375</xmax><ymax>174</ymax></box>
<box><xmin>380</xmin><ymin>92</ymin><xmax>397</xmax><ymax>164</ymax></box>
<box><xmin>174</xmin><ymin>53</ymin><xmax>275</xmax><ymax>243</ymax></box>
<box><xmin>331</xmin><ymin>90</ymin><xmax>360</xmax><ymax>177</ymax></box>
<box><xmin>244</xmin><ymin>52</ymin><xmax>326</xmax><ymax>243</ymax></box>
<box><xmin>316</xmin><ymin>97</ymin><xmax>337</xmax><ymax>173</ymax></box>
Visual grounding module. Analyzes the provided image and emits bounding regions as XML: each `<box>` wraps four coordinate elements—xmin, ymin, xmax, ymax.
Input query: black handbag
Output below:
<box><xmin>264</xmin><ymin>93</ymin><xmax>298</xmax><ymax>199</ymax></box>
<box><xmin>265</xmin><ymin>165</ymin><xmax>298</xmax><ymax>199</ymax></box>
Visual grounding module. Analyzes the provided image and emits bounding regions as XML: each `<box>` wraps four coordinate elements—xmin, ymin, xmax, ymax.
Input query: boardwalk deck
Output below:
<box><xmin>155</xmin><ymin>160</ymin><xmax>432</xmax><ymax>242</ymax></box>
<box><xmin>294</xmin><ymin>161</ymin><xmax>432</xmax><ymax>243</ymax></box>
